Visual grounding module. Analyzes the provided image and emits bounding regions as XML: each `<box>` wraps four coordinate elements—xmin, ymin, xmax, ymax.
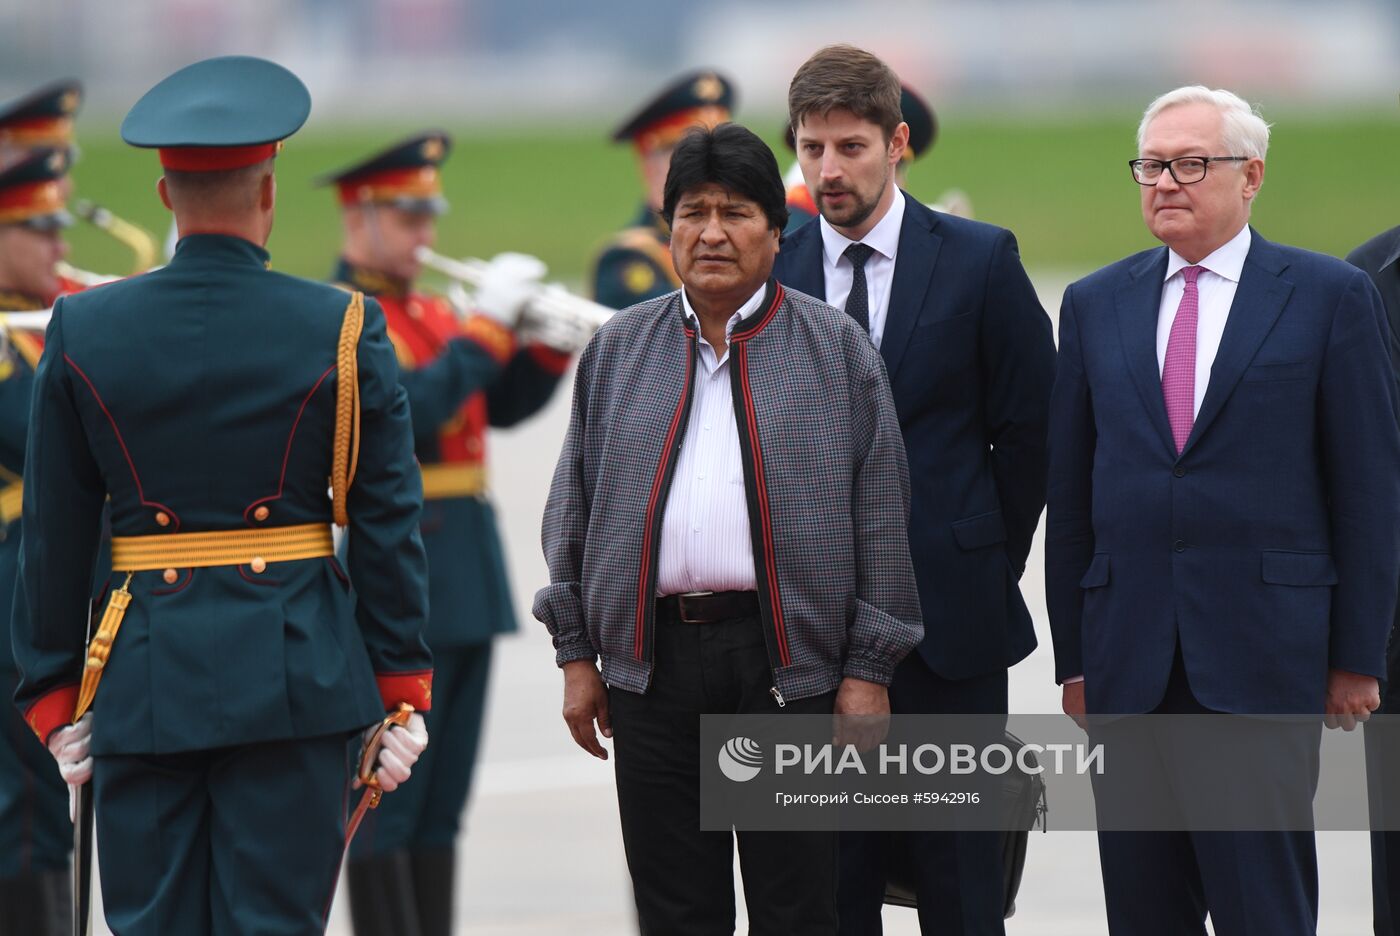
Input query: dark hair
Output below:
<box><xmin>660</xmin><ymin>123</ymin><xmax>788</xmax><ymax>234</ymax></box>
<box><xmin>788</xmin><ymin>44</ymin><xmax>902</xmax><ymax>142</ymax></box>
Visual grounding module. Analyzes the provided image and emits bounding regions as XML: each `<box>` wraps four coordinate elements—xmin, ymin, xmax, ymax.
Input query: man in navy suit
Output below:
<box><xmin>772</xmin><ymin>45</ymin><xmax>1056</xmax><ymax>935</ymax></box>
<box><xmin>1045</xmin><ymin>85</ymin><xmax>1400</xmax><ymax>935</ymax></box>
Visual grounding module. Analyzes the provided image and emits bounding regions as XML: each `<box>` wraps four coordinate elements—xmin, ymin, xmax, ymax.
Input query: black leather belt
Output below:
<box><xmin>656</xmin><ymin>591</ymin><xmax>760</xmax><ymax>624</ymax></box>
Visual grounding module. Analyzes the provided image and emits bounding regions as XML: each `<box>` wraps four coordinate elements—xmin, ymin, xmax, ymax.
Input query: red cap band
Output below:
<box><xmin>336</xmin><ymin>166</ymin><xmax>442</xmax><ymax>206</ymax></box>
<box><xmin>159</xmin><ymin>143</ymin><xmax>279</xmax><ymax>172</ymax></box>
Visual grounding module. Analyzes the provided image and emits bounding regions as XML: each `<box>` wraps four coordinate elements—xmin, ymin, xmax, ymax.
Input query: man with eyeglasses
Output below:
<box><xmin>1045</xmin><ymin>85</ymin><xmax>1399</xmax><ymax>935</ymax></box>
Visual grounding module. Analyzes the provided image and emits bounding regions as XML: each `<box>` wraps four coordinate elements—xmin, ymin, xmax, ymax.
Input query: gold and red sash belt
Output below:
<box><xmin>0</xmin><ymin>481</ymin><xmax>22</xmax><ymax>526</ymax></box>
<box><xmin>109</xmin><ymin>522</ymin><xmax>335</xmax><ymax>572</ymax></box>
<box><xmin>420</xmin><ymin>463</ymin><xmax>486</xmax><ymax>500</ymax></box>
<box><xmin>77</xmin><ymin>523</ymin><xmax>336</xmax><ymax>721</ymax></box>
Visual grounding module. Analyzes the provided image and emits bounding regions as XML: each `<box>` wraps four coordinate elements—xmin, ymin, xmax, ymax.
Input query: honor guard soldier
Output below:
<box><xmin>0</xmin><ymin>148</ymin><xmax>76</xmax><ymax>935</ymax></box>
<box><xmin>592</xmin><ymin>69</ymin><xmax>733</xmax><ymax>309</ymax></box>
<box><xmin>322</xmin><ymin>133</ymin><xmax>574</xmax><ymax>936</ymax></box>
<box><xmin>0</xmin><ymin>79</ymin><xmax>81</xmax><ymax>171</ymax></box>
<box><xmin>782</xmin><ymin>83</ymin><xmax>971</xmax><ymax>233</ymax></box>
<box><xmin>11</xmin><ymin>57</ymin><xmax>435</xmax><ymax>935</ymax></box>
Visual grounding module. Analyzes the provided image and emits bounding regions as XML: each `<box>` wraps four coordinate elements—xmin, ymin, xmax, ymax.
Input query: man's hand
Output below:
<box><xmin>357</xmin><ymin>712</ymin><xmax>429</xmax><ymax>793</ymax></box>
<box><xmin>1325</xmin><ymin>668</ymin><xmax>1381</xmax><ymax>731</ymax></box>
<box><xmin>562</xmin><ymin>660</ymin><xmax>611</xmax><ymax>760</ymax></box>
<box><xmin>833</xmin><ymin>677</ymin><xmax>890</xmax><ymax>753</ymax></box>
<box><xmin>1062</xmin><ymin>680</ymin><xmax>1087</xmax><ymax>730</ymax></box>
<box><xmin>48</xmin><ymin>712</ymin><xmax>93</xmax><ymax>787</ymax></box>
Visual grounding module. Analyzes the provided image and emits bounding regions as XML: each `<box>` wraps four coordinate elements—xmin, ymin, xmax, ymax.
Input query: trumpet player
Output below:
<box><xmin>0</xmin><ymin>147</ymin><xmax>77</xmax><ymax>934</ymax></box>
<box><xmin>321</xmin><ymin>131</ymin><xmax>576</xmax><ymax>936</ymax></box>
<box><xmin>0</xmin><ymin>78</ymin><xmax>159</xmax><ymax>283</ymax></box>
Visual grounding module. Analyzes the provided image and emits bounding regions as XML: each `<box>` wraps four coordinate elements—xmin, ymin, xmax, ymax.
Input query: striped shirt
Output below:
<box><xmin>655</xmin><ymin>284</ymin><xmax>766</xmax><ymax>595</ymax></box>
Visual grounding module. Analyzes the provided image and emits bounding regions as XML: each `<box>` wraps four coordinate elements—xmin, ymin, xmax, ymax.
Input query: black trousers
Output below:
<box><xmin>609</xmin><ymin>612</ymin><xmax>838</xmax><ymax>936</ymax></box>
<box><xmin>1092</xmin><ymin>646</ymin><xmax>1320</xmax><ymax>936</ymax></box>
<box><xmin>838</xmin><ymin>653</ymin><xmax>1009</xmax><ymax>936</ymax></box>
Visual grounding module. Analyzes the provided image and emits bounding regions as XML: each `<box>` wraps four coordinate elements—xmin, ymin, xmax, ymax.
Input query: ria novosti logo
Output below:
<box><xmin>718</xmin><ymin>737</ymin><xmax>764</xmax><ymax>782</ymax></box>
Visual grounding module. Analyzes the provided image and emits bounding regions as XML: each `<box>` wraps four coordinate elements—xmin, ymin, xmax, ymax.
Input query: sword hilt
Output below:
<box><xmin>356</xmin><ymin>702</ymin><xmax>415</xmax><ymax>799</ymax></box>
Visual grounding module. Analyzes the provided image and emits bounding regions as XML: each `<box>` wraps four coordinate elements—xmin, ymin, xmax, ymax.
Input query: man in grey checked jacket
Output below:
<box><xmin>535</xmin><ymin>123</ymin><xmax>923</xmax><ymax>935</ymax></box>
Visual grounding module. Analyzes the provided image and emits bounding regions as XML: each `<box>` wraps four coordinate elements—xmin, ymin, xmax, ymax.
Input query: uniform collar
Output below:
<box><xmin>171</xmin><ymin>233</ymin><xmax>271</xmax><ymax>270</ymax></box>
<box><xmin>0</xmin><ymin>288</ymin><xmax>48</xmax><ymax>311</ymax></box>
<box><xmin>332</xmin><ymin>255</ymin><xmax>409</xmax><ymax>298</ymax></box>
<box><xmin>1165</xmin><ymin>224</ymin><xmax>1251</xmax><ymax>284</ymax></box>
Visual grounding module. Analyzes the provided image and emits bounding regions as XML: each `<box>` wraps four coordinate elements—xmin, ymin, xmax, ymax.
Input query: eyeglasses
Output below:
<box><xmin>1128</xmin><ymin>156</ymin><xmax>1248</xmax><ymax>185</ymax></box>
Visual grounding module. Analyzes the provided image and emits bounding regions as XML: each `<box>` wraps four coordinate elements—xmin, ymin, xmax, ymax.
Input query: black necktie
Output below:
<box><xmin>843</xmin><ymin>242</ymin><xmax>875</xmax><ymax>334</ymax></box>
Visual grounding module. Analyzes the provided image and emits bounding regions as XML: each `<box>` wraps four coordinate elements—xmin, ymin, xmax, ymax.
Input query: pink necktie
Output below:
<box><xmin>1162</xmin><ymin>265</ymin><xmax>1202</xmax><ymax>455</ymax></box>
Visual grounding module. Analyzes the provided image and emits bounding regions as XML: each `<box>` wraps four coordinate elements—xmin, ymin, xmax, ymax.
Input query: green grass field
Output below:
<box><xmin>62</xmin><ymin>112</ymin><xmax>1400</xmax><ymax>289</ymax></box>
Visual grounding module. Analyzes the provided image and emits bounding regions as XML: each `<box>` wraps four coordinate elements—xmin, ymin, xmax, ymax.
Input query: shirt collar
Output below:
<box><xmin>1165</xmin><ymin>224</ymin><xmax>1251</xmax><ymax>285</ymax></box>
<box><xmin>681</xmin><ymin>281</ymin><xmax>769</xmax><ymax>341</ymax></box>
<box><xmin>819</xmin><ymin>187</ymin><xmax>905</xmax><ymax>268</ymax></box>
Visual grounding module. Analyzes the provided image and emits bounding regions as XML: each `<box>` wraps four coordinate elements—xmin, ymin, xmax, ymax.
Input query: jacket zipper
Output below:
<box><xmin>730</xmin><ymin>316</ymin><xmax>794</xmax><ymax>702</ymax></box>
<box><xmin>633</xmin><ymin>323</ymin><xmax>698</xmax><ymax>670</ymax></box>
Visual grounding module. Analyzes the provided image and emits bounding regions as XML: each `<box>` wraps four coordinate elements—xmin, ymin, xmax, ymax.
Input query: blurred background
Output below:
<box><xmin>9</xmin><ymin>0</ymin><xmax>1397</xmax><ymax>932</ymax></box>
<box><xmin>7</xmin><ymin>0</ymin><xmax>1399</xmax><ymax>284</ymax></box>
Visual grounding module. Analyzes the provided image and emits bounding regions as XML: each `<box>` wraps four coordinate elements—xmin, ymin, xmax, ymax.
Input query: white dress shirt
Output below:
<box><xmin>655</xmin><ymin>284</ymin><xmax>767</xmax><ymax>595</ymax></box>
<box><xmin>819</xmin><ymin>188</ymin><xmax>906</xmax><ymax>348</ymax></box>
<box><xmin>1156</xmin><ymin>224</ymin><xmax>1252</xmax><ymax>419</ymax></box>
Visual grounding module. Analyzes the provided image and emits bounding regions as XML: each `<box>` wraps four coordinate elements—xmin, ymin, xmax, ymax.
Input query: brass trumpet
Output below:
<box><xmin>74</xmin><ymin>199</ymin><xmax>160</xmax><ymax>274</ymax></box>
<box><xmin>415</xmin><ymin>247</ymin><xmax>612</xmax><ymax>353</ymax></box>
<box><xmin>53</xmin><ymin>200</ymin><xmax>162</xmax><ymax>288</ymax></box>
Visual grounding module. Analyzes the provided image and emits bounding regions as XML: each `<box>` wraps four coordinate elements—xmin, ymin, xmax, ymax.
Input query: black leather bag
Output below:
<box><xmin>882</xmin><ymin>729</ymin><xmax>1047</xmax><ymax>919</ymax></box>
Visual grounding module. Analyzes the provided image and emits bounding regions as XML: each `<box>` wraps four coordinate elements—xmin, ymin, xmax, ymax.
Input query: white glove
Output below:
<box><xmin>472</xmin><ymin>252</ymin><xmax>546</xmax><ymax>329</ymax></box>
<box><xmin>48</xmin><ymin>713</ymin><xmax>93</xmax><ymax>788</ymax></box>
<box><xmin>362</xmin><ymin>712</ymin><xmax>428</xmax><ymax>793</ymax></box>
<box><xmin>518</xmin><ymin>290</ymin><xmax>594</xmax><ymax>355</ymax></box>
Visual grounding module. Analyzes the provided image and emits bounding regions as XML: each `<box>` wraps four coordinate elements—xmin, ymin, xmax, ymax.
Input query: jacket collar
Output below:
<box><xmin>675</xmin><ymin>278</ymin><xmax>781</xmax><ymax>342</ymax></box>
<box><xmin>171</xmin><ymin>233</ymin><xmax>271</xmax><ymax>271</ymax></box>
<box><xmin>1381</xmin><ymin>232</ymin><xmax>1400</xmax><ymax>273</ymax></box>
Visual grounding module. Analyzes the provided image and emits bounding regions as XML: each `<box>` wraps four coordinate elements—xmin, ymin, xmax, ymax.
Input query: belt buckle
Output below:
<box><xmin>676</xmin><ymin>591</ymin><xmax>715</xmax><ymax>624</ymax></box>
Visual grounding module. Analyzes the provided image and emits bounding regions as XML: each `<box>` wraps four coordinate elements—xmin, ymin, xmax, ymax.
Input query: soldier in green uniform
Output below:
<box><xmin>320</xmin><ymin>132</ymin><xmax>575</xmax><ymax>936</ymax></box>
<box><xmin>12</xmin><ymin>57</ymin><xmax>436</xmax><ymax>935</ymax></box>
<box><xmin>0</xmin><ymin>147</ymin><xmax>74</xmax><ymax>935</ymax></box>
<box><xmin>592</xmin><ymin>69</ymin><xmax>733</xmax><ymax>309</ymax></box>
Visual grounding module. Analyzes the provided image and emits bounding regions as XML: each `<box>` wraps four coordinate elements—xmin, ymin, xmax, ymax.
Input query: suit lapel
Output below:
<box><xmin>881</xmin><ymin>194</ymin><xmax>942</xmax><ymax>380</ymax></box>
<box><xmin>1115</xmin><ymin>248</ymin><xmax>1177</xmax><ymax>459</ymax></box>
<box><xmin>779</xmin><ymin>224</ymin><xmax>827</xmax><ymax>302</ymax></box>
<box><xmin>1180</xmin><ymin>231</ymin><xmax>1292</xmax><ymax>456</ymax></box>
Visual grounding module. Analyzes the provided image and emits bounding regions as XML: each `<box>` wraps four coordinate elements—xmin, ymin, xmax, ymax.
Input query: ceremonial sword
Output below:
<box><xmin>71</xmin><ymin>597</ymin><xmax>97</xmax><ymax>936</ymax></box>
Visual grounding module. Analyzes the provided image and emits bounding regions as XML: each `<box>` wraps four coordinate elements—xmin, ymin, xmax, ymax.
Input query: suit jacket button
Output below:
<box><xmin>162</xmin><ymin>568</ymin><xmax>178</xmax><ymax>584</ymax></box>
<box><xmin>250</xmin><ymin>557</ymin><xmax>267</xmax><ymax>574</ymax></box>
<box><xmin>253</xmin><ymin>506</ymin><xmax>270</xmax><ymax>522</ymax></box>
<box><xmin>155</xmin><ymin>511</ymin><xmax>170</xmax><ymax>527</ymax></box>
<box><xmin>1173</xmin><ymin>466</ymin><xmax>1185</xmax><ymax>478</ymax></box>
<box><xmin>1174</xmin><ymin>540</ymin><xmax>1186</xmax><ymax>552</ymax></box>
